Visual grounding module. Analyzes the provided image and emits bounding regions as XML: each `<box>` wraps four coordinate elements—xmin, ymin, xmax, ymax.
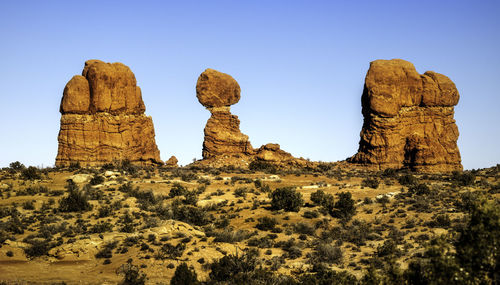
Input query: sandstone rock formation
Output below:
<box><xmin>56</xmin><ymin>60</ymin><xmax>162</xmax><ymax>167</ymax></box>
<box><xmin>197</xmin><ymin>69</ymin><xmax>254</xmax><ymax>159</ymax></box>
<box><xmin>165</xmin><ymin>156</ymin><xmax>179</xmax><ymax>168</ymax></box>
<box><xmin>348</xmin><ymin>59</ymin><xmax>462</xmax><ymax>172</ymax></box>
<box><xmin>195</xmin><ymin>69</ymin><xmax>314</xmax><ymax>169</ymax></box>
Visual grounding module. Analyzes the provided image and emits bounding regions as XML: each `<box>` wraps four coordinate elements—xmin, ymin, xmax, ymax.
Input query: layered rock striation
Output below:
<box><xmin>56</xmin><ymin>60</ymin><xmax>162</xmax><ymax>167</ymax></box>
<box><xmin>348</xmin><ymin>59</ymin><xmax>462</xmax><ymax>172</ymax></box>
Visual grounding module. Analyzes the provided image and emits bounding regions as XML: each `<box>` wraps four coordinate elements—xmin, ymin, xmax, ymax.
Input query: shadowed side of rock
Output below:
<box><xmin>56</xmin><ymin>60</ymin><xmax>162</xmax><ymax>167</ymax></box>
<box><xmin>348</xmin><ymin>59</ymin><xmax>462</xmax><ymax>172</ymax></box>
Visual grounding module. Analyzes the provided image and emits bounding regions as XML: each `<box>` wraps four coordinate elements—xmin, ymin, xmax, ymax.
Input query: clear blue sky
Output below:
<box><xmin>0</xmin><ymin>0</ymin><xmax>499</xmax><ymax>170</ymax></box>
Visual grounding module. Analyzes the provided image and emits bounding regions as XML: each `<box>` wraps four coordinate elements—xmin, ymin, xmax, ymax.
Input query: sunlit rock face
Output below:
<box><xmin>348</xmin><ymin>59</ymin><xmax>462</xmax><ymax>172</ymax></box>
<box><xmin>56</xmin><ymin>60</ymin><xmax>162</xmax><ymax>167</ymax></box>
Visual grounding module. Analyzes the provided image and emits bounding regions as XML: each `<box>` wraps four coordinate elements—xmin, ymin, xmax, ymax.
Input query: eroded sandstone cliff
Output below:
<box><xmin>348</xmin><ymin>59</ymin><xmax>462</xmax><ymax>172</ymax></box>
<box><xmin>56</xmin><ymin>60</ymin><xmax>162</xmax><ymax>167</ymax></box>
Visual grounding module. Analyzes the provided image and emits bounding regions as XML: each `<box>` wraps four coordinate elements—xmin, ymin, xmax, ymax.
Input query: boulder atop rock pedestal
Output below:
<box><xmin>349</xmin><ymin>59</ymin><xmax>462</xmax><ymax>172</ymax></box>
<box><xmin>194</xmin><ymin>68</ymin><xmax>314</xmax><ymax>170</ymax></box>
<box><xmin>196</xmin><ymin>68</ymin><xmax>241</xmax><ymax>108</ymax></box>
<box><xmin>56</xmin><ymin>60</ymin><xmax>162</xmax><ymax>167</ymax></box>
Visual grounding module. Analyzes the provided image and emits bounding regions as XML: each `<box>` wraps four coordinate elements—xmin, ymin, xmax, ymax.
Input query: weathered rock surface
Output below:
<box><xmin>56</xmin><ymin>60</ymin><xmax>162</xmax><ymax>167</ymax></box>
<box><xmin>348</xmin><ymin>59</ymin><xmax>462</xmax><ymax>172</ymax></box>
<box><xmin>165</xmin><ymin>156</ymin><xmax>179</xmax><ymax>168</ymax></box>
<box><xmin>195</xmin><ymin>68</ymin><xmax>314</xmax><ymax>169</ymax></box>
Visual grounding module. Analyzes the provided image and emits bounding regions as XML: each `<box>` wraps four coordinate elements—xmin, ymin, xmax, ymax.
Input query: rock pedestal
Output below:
<box><xmin>56</xmin><ymin>60</ymin><xmax>162</xmax><ymax>167</ymax></box>
<box><xmin>348</xmin><ymin>59</ymin><xmax>462</xmax><ymax>172</ymax></box>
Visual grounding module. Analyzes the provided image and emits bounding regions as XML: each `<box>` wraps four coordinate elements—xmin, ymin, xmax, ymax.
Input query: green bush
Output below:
<box><xmin>209</xmin><ymin>250</ymin><xmax>259</xmax><ymax>282</ymax></box>
<box><xmin>171</xmin><ymin>262</ymin><xmax>198</xmax><ymax>285</ymax></box>
<box><xmin>270</xmin><ymin>187</ymin><xmax>303</xmax><ymax>212</ymax></box>
<box><xmin>58</xmin><ymin>180</ymin><xmax>92</xmax><ymax>212</ymax></box>
<box><xmin>362</xmin><ymin>177</ymin><xmax>380</xmax><ymax>189</ymax></box>
<box><xmin>255</xmin><ymin>216</ymin><xmax>278</xmax><ymax>231</ymax></box>
<box><xmin>398</xmin><ymin>174</ymin><xmax>418</xmax><ymax>186</ymax></box>
<box><xmin>249</xmin><ymin>160</ymin><xmax>277</xmax><ymax>173</ymax></box>
<box><xmin>22</xmin><ymin>166</ymin><xmax>41</xmax><ymax>180</ymax></box>
<box><xmin>332</xmin><ymin>192</ymin><xmax>356</xmax><ymax>221</ymax></box>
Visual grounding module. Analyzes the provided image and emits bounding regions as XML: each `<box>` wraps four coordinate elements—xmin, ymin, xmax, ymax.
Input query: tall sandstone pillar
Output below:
<box><xmin>56</xmin><ymin>60</ymin><xmax>162</xmax><ymax>167</ymax></box>
<box><xmin>348</xmin><ymin>59</ymin><xmax>462</xmax><ymax>172</ymax></box>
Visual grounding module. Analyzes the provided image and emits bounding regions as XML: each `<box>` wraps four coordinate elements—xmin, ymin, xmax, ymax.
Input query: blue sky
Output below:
<box><xmin>0</xmin><ymin>0</ymin><xmax>499</xmax><ymax>169</ymax></box>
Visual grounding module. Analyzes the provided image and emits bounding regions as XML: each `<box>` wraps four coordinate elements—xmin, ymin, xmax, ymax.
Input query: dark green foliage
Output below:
<box><xmin>398</xmin><ymin>174</ymin><xmax>418</xmax><ymax>186</ymax></box>
<box><xmin>171</xmin><ymin>263</ymin><xmax>198</xmax><ymax>285</ymax></box>
<box><xmin>22</xmin><ymin>166</ymin><xmax>41</xmax><ymax>180</ymax></box>
<box><xmin>89</xmin><ymin>175</ymin><xmax>104</xmax><ymax>185</ymax></box>
<box><xmin>362</xmin><ymin>177</ymin><xmax>380</xmax><ymax>189</ymax></box>
<box><xmin>157</xmin><ymin>243</ymin><xmax>186</xmax><ymax>260</ymax></box>
<box><xmin>58</xmin><ymin>180</ymin><xmax>92</xmax><ymax>212</ymax></box>
<box><xmin>9</xmin><ymin>161</ymin><xmax>25</xmax><ymax>172</ymax></box>
<box><xmin>169</xmin><ymin>183</ymin><xmax>188</xmax><ymax>198</ymax></box>
<box><xmin>312</xmin><ymin>243</ymin><xmax>343</xmax><ymax>264</ymax></box>
<box><xmin>451</xmin><ymin>171</ymin><xmax>476</xmax><ymax>186</ymax></box>
<box><xmin>310</xmin><ymin>190</ymin><xmax>326</xmax><ymax>205</ymax></box>
<box><xmin>118</xmin><ymin>262</ymin><xmax>147</xmax><ymax>285</ymax></box>
<box><xmin>332</xmin><ymin>192</ymin><xmax>356</xmax><ymax>221</ymax></box>
<box><xmin>120</xmin><ymin>212</ymin><xmax>135</xmax><ymax>233</ymax></box>
<box><xmin>172</xmin><ymin>204</ymin><xmax>211</xmax><ymax>226</ymax></box>
<box><xmin>455</xmin><ymin>196</ymin><xmax>499</xmax><ymax>283</ymax></box>
<box><xmin>300</xmin><ymin>264</ymin><xmax>357</xmax><ymax>285</ymax></box>
<box><xmin>408</xmin><ymin>183</ymin><xmax>430</xmax><ymax>196</ymax></box>
<box><xmin>270</xmin><ymin>187</ymin><xmax>303</xmax><ymax>212</ymax></box>
<box><xmin>256</xmin><ymin>216</ymin><xmax>278</xmax><ymax>231</ymax></box>
<box><xmin>249</xmin><ymin>160</ymin><xmax>277</xmax><ymax>173</ymax></box>
<box><xmin>95</xmin><ymin>241</ymin><xmax>118</xmax><ymax>258</ymax></box>
<box><xmin>24</xmin><ymin>238</ymin><xmax>54</xmax><ymax>257</ymax></box>
<box><xmin>209</xmin><ymin>250</ymin><xmax>259</xmax><ymax>282</ymax></box>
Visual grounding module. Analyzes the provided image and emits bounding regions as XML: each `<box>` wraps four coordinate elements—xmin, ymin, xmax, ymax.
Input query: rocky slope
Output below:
<box><xmin>348</xmin><ymin>59</ymin><xmax>462</xmax><ymax>172</ymax></box>
<box><xmin>56</xmin><ymin>60</ymin><xmax>162</xmax><ymax>167</ymax></box>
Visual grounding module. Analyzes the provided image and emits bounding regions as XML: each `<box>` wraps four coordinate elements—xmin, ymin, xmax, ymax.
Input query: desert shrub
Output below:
<box><xmin>117</xmin><ymin>262</ymin><xmax>147</xmax><ymax>285</ymax></box>
<box><xmin>293</xmin><ymin>222</ymin><xmax>315</xmax><ymax>236</ymax></box>
<box><xmin>398</xmin><ymin>174</ymin><xmax>418</xmax><ymax>186</ymax></box>
<box><xmin>89</xmin><ymin>175</ymin><xmax>104</xmax><ymax>185</ymax></box>
<box><xmin>24</xmin><ymin>238</ymin><xmax>54</xmax><ymax>257</ymax></box>
<box><xmin>169</xmin><ymin>183</ymin><xmax>188</xmax><ymax>198</ymax></box>
<box><xmin>172</xmin><ymin>204</ymin><xmax>211</xmax><ymax>226</ymax></box>
<box><xmin>362</xmin><ymin>177</ymin><xmax>380</xmax><ymax>189</ymax></box>
<box><xmin>89</xmin><ymin>221</ymin><xmax>113</xmax><ymax>233</ymax></box>
<box><xmin>234</xmin><ymin>187</ymin><xmax>248</xmax><ymax>198</ymax></box>
<box><xmin>95</xmin><ymin>241</ymin><xmax>118</xmax><ymax>259</ymax></box>
<box><xmin>171</xmin><ymin>262</ymin><xmax>198</xmax><ymax>285</ymax></box>
<box><xmin>270</xmin><ymin>187</ymin><xmax>303</xmax><ymax>212</ymax></box>
<box><xmin>22</xmin><ymin>166</ymin><xmax>41</xmax><ymax>180</ymax></box>
<box><xmin>376</xmin><ymin>195</ymin><xmax>390</xmax><ymax>207</ymax></box>
<box><xmin>300</xmin><ymin>264</ymin><xmax>357</xmax><ymax>285</ymax></box>
<box><xmin>118</xmin><ymin>159</ymin><xmax>138</xmax><ymax>175</ymax></box>
<box><xmin>213</xmin><ymin>229</ymin><xmax>253</xmax><ymax>243</ymax></box>
<box><xmin>313</xmin><ymin>243</ymin><xmax>343</xmax><ymax>264</ymax></box>
<box><xmin>208</xmin><ymin>250</ymin><xmax>259</xmax><ymax>282</ymax></box>
<box><xmin>22</xmin><ymin>200</ymin><xmax>35</xmax><ymax>210</ymax></box>
<box><xmin>408</xmin><ymin>183</ymin><xmax>431</xmax><ymax>196</ymax></box>
<box><xmin>303</xmin><ymin>210</ymin><xmax>319</xmax><ymax>219</ymax></box>
<box><xmin>332</xmin><ymin>192</ymin><xmax>356</xmax><ymax>221</ymax></box>
<box><xmin>256</xmin><ymin>216</ymin><xmax>278</xmax><ymax>231</ymax></box>
<box><xmin>9</xmin><ymin>161</ymin><xmax>25</xmax><ymax>172</ymax></box>
<box><xmin>156</xmin><ymin>243</ymin><xmax>186</xmax><ymax>260</ymax></box>
<box><xmin>249</xmin><ymin>160</ymin><xmax>277</xmax><ymax>173</ymax></box>
<box><xmin>119</xmin><ymin>212</ymin><xmax>135</xmax><ymax>233</ymax></box>
<box><xmin>275</xmin><ymin>238</ymin><xmax>302</xmax><ymax>259</ymax></box>
<box><xmin>310</xmin><ymin>190</ymin><xmax>326</xmax><ymax>205</ymax></box>
<box><xmin>426</xmin><ymin>214</ymin><xmax>451</xmax><ymax>228</ymax></box>
<box><xmin>451</xmin><ymin>171</ymin><xmax>476</xmax><ymax>186</ymax></box>
<box><xmin>58</xmin><ymin>180</ymin><xmax>92</xmax><ymax>212</ymax></box>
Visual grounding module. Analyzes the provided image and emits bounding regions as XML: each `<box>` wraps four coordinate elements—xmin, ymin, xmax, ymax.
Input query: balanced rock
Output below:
<box><xmin>348</xmin><ymin>59</ymin><xmax>462</xmax><ymax>172</ymax></box>
<box><xmin>197</xmin><ymin>69</ymin><xmax>254</xmax><ymax>159</ymax></box>
<box><xmin>195</xmin><ymin>68</ymin><xmax>314</xmax><ymax>169</ymax></box>
<box><xmin>56</xmin><ymin>60</ymin><xmax>162</xmax><ymax>167</ymax></box>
